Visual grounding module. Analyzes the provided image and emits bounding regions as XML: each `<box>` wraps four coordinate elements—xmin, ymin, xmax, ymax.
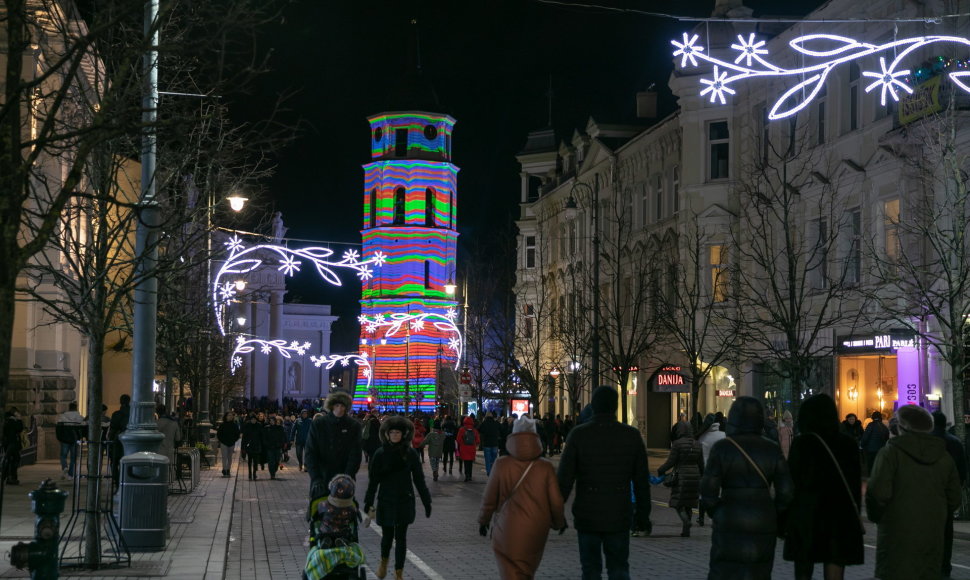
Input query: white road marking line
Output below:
<box><xmin>368</xmin><ymin>526</ymin><xmax>446</xmax><ymax>580</ymax></box>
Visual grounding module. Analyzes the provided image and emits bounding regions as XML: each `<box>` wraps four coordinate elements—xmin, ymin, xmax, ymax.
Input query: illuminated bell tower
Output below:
<box><xmin>354</xmin><ymin>111</ymin><xmax>460</xmax><ymax>412</ymax></box>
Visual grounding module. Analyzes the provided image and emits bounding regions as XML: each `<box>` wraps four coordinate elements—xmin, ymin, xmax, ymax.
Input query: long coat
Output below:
<box><xmin>783</xmin><ymin>432</ymin><xmax>864</xmax><ymax>566</ymax></box>
<box><xmin>364</xmin><ymin>441</ymin><xmax>432</xmax><ymax>527</ymax></box>
<box><xmin>866</xmin><ymin>432</ymin><xmax>961</xmax><ymax>580</ymax></box>
<box><xmin>701</xmin><ymin>434</ymin><xmax>794</xmax><ymax>579</ymax></box>
<box><xmin>658</xmin><ymin>435</ymin><xmax>704</xmax><ymax>509</ymax></box>
<box><xmin>456</xmin><ymin>417</ymin><xmax>480</xmax><ymax>462</ymax></box>
<box><xmin>305</xmin><ymin>412</ymin><xmax>363</xmax><ymax>499</ymax></box>
<box><xmin>479</xmin><ymin>431</ymin><xmax>566</xmax><ymax>580</ymax></box>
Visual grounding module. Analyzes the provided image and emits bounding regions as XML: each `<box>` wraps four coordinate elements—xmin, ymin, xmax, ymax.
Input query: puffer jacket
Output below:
<box><xmin>657</xmin><ymin>423</ymin><xmax>704</xmax><ymax>509</ymax></box>
<box><xmin>363</xmin><ymin>416</ymin><xmax>432</xmax><ymax>527</ymax></box>
<box><xmin>304</xmin><ymin>392</ymin><xmax>363</xmax><ymax>499</ymax></box>
<box><xmin>866</xmin><ymin>431</ymin><xmax>961</xmax><ymax>580</ymax></box>
<box><xmin>557</xmin><ymin>412</ymin><xmax>652</xmax><ymax>533</ymax></box>
<box><xmin>701</xmin><ymin>397</ymin><xmax>794</xmax><ymax>580</ymax></box>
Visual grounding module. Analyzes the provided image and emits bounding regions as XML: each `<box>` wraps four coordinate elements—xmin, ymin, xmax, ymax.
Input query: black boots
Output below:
<box><xmin>678</xmin><ymin>509</ymin><xmax>691</xmax><ymax>537</ymax></box>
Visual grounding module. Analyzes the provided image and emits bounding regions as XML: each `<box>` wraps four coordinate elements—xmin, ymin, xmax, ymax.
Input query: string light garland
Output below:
<box><xmin>671</xmin><ymin>32</ymin><xmax>970</xmax><ymax>119</ymax></box>
<box><xmin>310</xmin><ymin>353</ymin><xmax>373</xmax><ymax>390</ymax></box>
<box><xmin>230</xmin><ymin>337</ymin><xmax>311</xmax><ymax>375</ymax></box>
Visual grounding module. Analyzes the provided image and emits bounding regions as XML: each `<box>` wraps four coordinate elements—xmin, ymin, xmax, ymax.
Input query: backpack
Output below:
<box><xmin>463</xmin><ymin>427</ymin><xmax>476</xmax><ymax>447</ymax></box>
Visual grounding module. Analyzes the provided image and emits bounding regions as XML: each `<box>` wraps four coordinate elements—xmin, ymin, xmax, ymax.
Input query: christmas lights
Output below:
<box><xmin>212</xmin><ymin>236</ymin><xmax>386</xmax><ymax>336</ymax></box>
<box><xmin>310</xmin><ymin>352</ymin><xmax>373</xmax><ymax>390</ymax></box>
<box><xmin>230</xmin><ymin>337</ymin><xmax>311</xmax><ymax>375</ymax></box>
<box><xmin>671</xmin><ymin>31</ymin><xmax>970</xmax><ymax>119</ymax></box>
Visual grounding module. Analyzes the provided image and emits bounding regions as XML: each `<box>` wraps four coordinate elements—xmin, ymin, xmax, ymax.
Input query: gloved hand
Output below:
<box><xmin>558</xmin><ymin>523</ymin><xmax>568</xmax><ymax>535</ymax></box>
<box><xmin>479</xmin><ymin>524</ymin><xmax>489</xmax><ymax>537</ymax></box>
<box><xmin>425</xmin><ymin>504</ymin><xmax>432</xmax><ymax>518</ymax></box>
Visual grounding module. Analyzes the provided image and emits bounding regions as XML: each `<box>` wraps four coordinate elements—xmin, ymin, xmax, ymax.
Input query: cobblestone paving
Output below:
<box><xmin>226</xmin><ymin>453</ymin><xmax>970</xmax><ymax>579</ymax></box>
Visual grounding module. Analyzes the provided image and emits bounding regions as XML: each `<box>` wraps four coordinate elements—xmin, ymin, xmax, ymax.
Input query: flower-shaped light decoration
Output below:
<box><xmin>360</xmin><ymin>311</ymin><xmax>463</xmax><ymax>370</ymax></box>
<box><xmin>217</xmin><ymin>282</ymin><xmax>237</xmax><ymax>302</ymax></box>
<box><xmin>309</xmin><ymin>353</ymin><xmax>372</xmax><ymax>390</ymax></box>
<box><xmin>445</xmin><ymin>307</ymin><xmax>458</xmax><ymax>321</ymax></box>
<box><xmin>229</xmin><ymin>338</ymin><xmax>313</xmax><ymax>375</ymax></box>
<box><xmin>212</xmin><ymin>238</ymin><xmax>387</xmax><ymax>336</ymax></box>
<box><xmin>670</xmin><ymin>31</ymin><xmax>970</xmax><ymax>120</ymax></box>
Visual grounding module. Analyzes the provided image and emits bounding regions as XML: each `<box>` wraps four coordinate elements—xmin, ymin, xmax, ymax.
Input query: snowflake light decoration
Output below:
<box><xmin>359</xmin><ymin>311</ymin><xmax>463</xmax><ymax>369</ymax></box>
<box><xmin>310</xmin><ymin>353</ymin><xmax>373</xmax><ymax>390</ymax></box>
<box><xmin>229</xmin><ymin>337</ymin><xmax>312</xmax><ymax>374</ymax></box>
<box><xmin>212</xmin><ymin>239</ymin><xmax>386</xmax><ymax>335</ymax></box>
<box><xmin>671</xmin><ymin>32</ymin><xmax>970</xmax><ymax>120</ymax></box>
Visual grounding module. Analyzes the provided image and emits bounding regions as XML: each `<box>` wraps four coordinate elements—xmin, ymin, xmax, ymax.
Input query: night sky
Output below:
<box><xmin>233</xmin><ymin>0</ymin><xmax>823</xmax><ymax>351</ymax></box>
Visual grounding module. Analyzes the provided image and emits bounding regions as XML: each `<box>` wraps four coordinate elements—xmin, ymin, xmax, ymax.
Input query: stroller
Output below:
<box><xmin>303</xmin><ymin>475</ymin><xmax>366</xmax><ymax>580</ymax></box>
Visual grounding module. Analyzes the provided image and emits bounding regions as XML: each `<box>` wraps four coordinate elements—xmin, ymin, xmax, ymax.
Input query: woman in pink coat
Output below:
<box><xmin>456</xmin><ymin>416</ymin><xmax>480</xmax><ymax>482</ymax></box>
<box><xmin>478</xmin><ymin>415</ymin><xmax>566</xmax><ymax>579</ymax></box>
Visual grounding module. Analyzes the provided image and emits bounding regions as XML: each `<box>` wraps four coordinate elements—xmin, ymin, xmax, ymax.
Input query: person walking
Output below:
<box><xmin>241</xmin><ymin>413</ymin><xmax>265</xmax><ymax>480</ymax></box>
<box><xmin>696</xmin><ymin>414</ymin><xmax>726</xmax><ymax>527</ymax></box>
<box><xmin>362</xmin><ymin>413</ymin><xmax>382</xmax><ymax>464</ymax></box>
<box><xmin>420</xmin><ymin>423</ymin><xmax>445</xmax><ymax>481</ymax></box>
<box><xmin>557</xmin><ymin>386</ymin><xmax>653</xmax><ymax>580</ymax></box>
<box><xmin>456</xmin><ymin>416</ymin><xmax>480</xmax><ymax>482</ymax></box>
<box><xmin>479</xmin><ymin>412</ymin><xmax>501</xmax><ymax>476</ymax></box>
<box><xmin>478</xmin><ymin>415</ymin><xmax>566</xmax><ymax>579</ymax></box>
<box><xmin>783</xmin><ymin>394</ymin><xmax>864</xmax><ymax>580</ymax></box>
<box><xmin>441</xmin><ymin>415</ymin><xmax>457</xmax><ymax>475</ymax></box>
<box><xmin>657</xmin><ymin>421</ymin><xmax>704</xmax><ymax>537</ymax></box>
<box><xmin>860</xmin><ymin>411</ymin><xmax>890</xmax><ymax>476</ymax></box>
<box><xmin>216</xmin><ymin>411</ymin><xmax>239</xmax><ymax>477</ymax></box>
<box><xmin>305</xmin><ymin>391</ymin><xmax>363</xmax><ymax>499</ymax></box>
<box><xmin>363</xmin><ymin>416</ymin><xmax>432</xmax><ymax>580</ymax></box>
<box><xmin>264</xmin><ymin>416</ymin><xmax>287</xmax><ymax>480</ymax></box>
<box><xmin>55</xmin><ymin>403</ymin><xmax>85</xmax><ymax>479</ymax></box>
<box><xmin>155</xmin><ymin>405</ymin><xmax>182</xmax><ymax>467</ymax></box>
<box><xmin>107</xmin><ymin>394</ymin><xmax>130</xmax><ymax>492</ymax></box>
<box><xmin>2</xmin><ymin>407</ymin><xmax>25</xmax><ymax>485</ymax></box>
<box><xmin>933</xmin><ymin>411</ymin><xmax>968</xmax><ymax>578</ymax></box>
<box><xmin>839</xmin><ymin>413</ymin><xmax>863</xmax><ymax>446</ymax></box>
<box><xmin>412</xmin><ymin>418</ymin><xmax>426</xmax><ymax>463</ymax></box>
<box><xmin>778</xmin><ymin>410</ymin><xmax>794</xmax><ymax>459</ymax></box>
<box><xmin>866</xmin><ymin>404</ymin><xmax>961</xmax><ymax>580</ymax></box>
<box><xmin>293</xmin><ymin>409</ymin><xmax>312</xmax><ymax>471</ymax></box>
<box><xmin>701</xmin><ymin>396</ymin><xmax>794</xmax><ymax>579</ymax></box>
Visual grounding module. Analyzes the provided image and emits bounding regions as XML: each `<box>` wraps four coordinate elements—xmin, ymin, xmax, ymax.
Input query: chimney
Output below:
<box><xmin>636</xmin><ymin>91</ymin><xmax>657</xmax><ymax>120</ymax></box>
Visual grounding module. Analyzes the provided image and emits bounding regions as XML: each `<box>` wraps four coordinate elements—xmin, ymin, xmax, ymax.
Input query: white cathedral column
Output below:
<box><xmin>267</xmin><ymin>289</ymin><xmax>285</xmax><ymax>403</ymax></box>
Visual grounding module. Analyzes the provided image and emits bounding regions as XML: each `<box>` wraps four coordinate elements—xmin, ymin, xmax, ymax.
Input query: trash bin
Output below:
<box><xmin>119</xmin><ymin>452</ymin><xmax>169</xmax><ymax>551</ymax></box>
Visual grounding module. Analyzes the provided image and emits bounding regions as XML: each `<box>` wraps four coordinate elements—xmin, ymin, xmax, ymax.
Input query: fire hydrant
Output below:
<box><xmin>10</xmin><ymin>479</ymin><xmax>68</xmax><ymax>579</ymax></box>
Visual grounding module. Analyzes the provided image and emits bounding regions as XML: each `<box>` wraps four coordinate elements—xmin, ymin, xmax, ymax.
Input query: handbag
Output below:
<box><xmin>490</xmin><ymin>461</ymin><xmax>536</xmax><ymax>537</ymax></box>
<box><xmin>810</xmin><ymin>433</ymin><xmax>865</xmax><ymax>534</ymax></box>
<box><xmin>662</xmin><ymin>471</ymin><xmax>679</xmax><ymax>487</ymax></box>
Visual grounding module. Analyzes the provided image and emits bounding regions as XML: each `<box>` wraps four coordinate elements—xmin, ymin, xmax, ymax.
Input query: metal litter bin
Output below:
<box><xmin>119</xmin><ymin>452</ymin><xmax>169</xmax><ymax>551</ymax></box>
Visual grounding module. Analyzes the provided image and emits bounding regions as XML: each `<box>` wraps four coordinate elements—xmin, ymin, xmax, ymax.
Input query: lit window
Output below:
<box><xmin>709</xmin><ymin>121</ymin><xmax>730</xmax><ymax>180</ymax></box>
<box><xmin>525</xmin><ymin>236</ymin><xmax>536</xmax><ymax>269</ymax></box>
<box><xmin>710</xmin><ymin>245</ymin><xmax>729</xmax><ymax>302</ymax></box>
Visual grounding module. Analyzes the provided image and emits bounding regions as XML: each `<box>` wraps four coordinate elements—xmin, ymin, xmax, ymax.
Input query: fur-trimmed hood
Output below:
<box><xmin>379</xmin><ymin>416</ymin><xmax>414</xmax><ymax>444</ymax></box>
<box><xmin>325</xmin><ymin>390</ymin><xmax>353</xmax><ymax>411</ymax></box>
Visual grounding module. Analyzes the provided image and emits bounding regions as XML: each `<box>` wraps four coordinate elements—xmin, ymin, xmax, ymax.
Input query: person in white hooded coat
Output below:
<box><xmin>695</xmin><ymin>414</ymin><xmax>726</xmax><ymax>526</ymax></box>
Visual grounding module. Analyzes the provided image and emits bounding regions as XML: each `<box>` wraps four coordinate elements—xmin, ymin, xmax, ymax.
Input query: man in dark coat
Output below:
<box><xmin>107</xmin><ymin>394</ymin><xmax>131</xmax><ymax>492</ymax></box>
<box><xmin>558</xmin><ymin>386</ymin><xmax>652</xmax><ymax>580</ymax></box>
<box><xmin>933</xmin><ymin>411</ymin><xmax>968</xmax><ymax>578</ymax></box>
<box><xmin>2</xmin><ymin>408</ymin><xmax>25</xmax><ymax>485</ymax></box>
<box><xmin>305</xmin><ymin>391</ymin><xmax>362</xmax><ymax>500</ymax></box>
<box><xmin>478</xmin><ymin>412</ymin><xmax>500</xmax><ymax>475</ymax></box>
<box><xmin>861</xmin><ymin>411</ymin><xmax>890</xmax><ymax>475</ymax></box>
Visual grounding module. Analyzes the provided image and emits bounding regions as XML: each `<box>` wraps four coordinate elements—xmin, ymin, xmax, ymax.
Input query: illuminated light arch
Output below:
<box><xmin>671</xmin><ymin>32</ymin><xmax>970</xmax><ymax>119</ymax></box>
<box><xmin>310</xmin><ymin>353</ymin><xmax>373</xmax><ymax>391</ymax></box>
<box><xmin>230</xmin><ymin>337</ymin><xmax>311</xmax><ymax>375</ymax></box>
<box><xmin>212</xmin><ymin>235</ymin><xmax>387</xmax><ymax>335</ymax></box>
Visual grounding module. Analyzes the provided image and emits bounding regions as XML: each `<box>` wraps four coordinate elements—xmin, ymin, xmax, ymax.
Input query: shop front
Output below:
<box><xmin>646</xmin><ymin>364</ymin><xmax>690</xmax><ymax>448</ymax></box>
<box><xmin>836</xmin><ymin>332</ymin><xmax>919</xmax><ymax>423</ymax></box>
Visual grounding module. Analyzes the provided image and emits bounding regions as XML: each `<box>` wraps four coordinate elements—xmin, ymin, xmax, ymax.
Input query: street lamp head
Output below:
<box><xmin>226</xmin><ymin>195</ymin><xmax>248</xmax><ymax>212</ymax></box>
<box><xmin>444</xmin><ymin>283</ymin><xmax>457</xmax><ymax>295</ymax></box>
<box><xmin>235</xmin><ymin>316</ymin><xmax>247</xmax><ymax>327</ymax></box>
<box><xmin>234</xmin><ymin>279</ymin><xmax>247</xmax><ymax>291</ymax></box>
<box><xmin>564</xmin><ymin>196</ymin><xmax>578</xmax><ymax>209</ymax></box>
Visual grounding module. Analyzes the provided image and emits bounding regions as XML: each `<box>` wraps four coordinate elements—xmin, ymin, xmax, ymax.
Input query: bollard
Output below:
<box><xmin>10</xmin><ymin>479</ymin><xmax>68</xmax><ymax>580</ymax></box>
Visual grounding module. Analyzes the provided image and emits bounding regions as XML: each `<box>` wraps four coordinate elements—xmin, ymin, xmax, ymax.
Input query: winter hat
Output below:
<box><xmin>726</xmin><ymin>396</ymin><xmax>765</xmax><ymax>436</ymax></box>
<box><xmin>325</xmin><ymin>390</ymin><xmax>353</xmax><ymax>411</ymax></box>
<box><xmin>379</xmin><ymin>415</ymin><xmax>414</xmax><ymax>444</ymax></box>
<box><xmin>327</xmin><ymin>474</ymin><xmax>356</xmax><ymax>507</ymax></box>
<box><xmin>512</xmin><ymin>415</ymin><xmax>537</xmax><ymax>433</ymax></box>
<box><xmin>590</xmin><ymin>385</ymin><xmax>618</xmax><ymax>414</ymax></box>
<box><xmin>897</xmin><ymin>404</ymin><xmax>933</xmax><ymax>434</ymax></box>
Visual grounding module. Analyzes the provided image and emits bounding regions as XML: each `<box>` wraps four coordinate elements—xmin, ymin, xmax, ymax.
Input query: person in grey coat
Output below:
<box><xmin>657</xmin><ymin>421</ymin><xmax>704</xmax><ymax>537</ymax></box>
<box><xmin>155</xmin><ymin>405</ymin><xmax>182</xmax><ymax>465</ymax></box>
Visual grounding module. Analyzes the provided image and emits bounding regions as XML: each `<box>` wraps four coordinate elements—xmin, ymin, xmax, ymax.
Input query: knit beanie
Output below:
<box><xmin>590</xmin><ymin>385</ymin><xmax>618</xmax><ymax>414</ymax></box>
<box><xmin>897</xmin><ymin>404</ymin><xmax>933</xmax><ymax>434</ymax></box>
<box><xmin>327</xmin><ymin>474</ymin><xmax>355</xmax><ymax>507</ymax></box>
<box><xmin>512</xmin><ymin>415</ymin><xmax>537</xmax><ymax>433</ymax></box>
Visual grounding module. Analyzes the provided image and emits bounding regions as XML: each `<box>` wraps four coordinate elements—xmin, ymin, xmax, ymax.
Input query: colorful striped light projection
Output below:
<box><xmin>354</xmin><ymin>111</ymin><xmax>460</xmax><ymax>412</ymax></box>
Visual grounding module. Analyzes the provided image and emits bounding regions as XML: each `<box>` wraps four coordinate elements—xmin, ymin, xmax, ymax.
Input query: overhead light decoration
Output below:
<box><xmin>230</xmin><ymin>337</ymin><xmax>312</xmax><ymax>375</ymax></box>
<box><xmin>310</xmin><ymin>353</ymin><xmax>373</xmax><ymax>391</ymax></box>
<box><xmin>212</xmin><ymin>235</ymin><xmax>387</xmax><ymax>335</ymax></box>
<box><xmin>357</xmin><ymin>309</ymin><xmax>463</xmax><ymax>367</ymax></box>
<box><xmin>671</xmin><ymin>32</ymin><xmax>970</xmax><ymax>120</ymax></box>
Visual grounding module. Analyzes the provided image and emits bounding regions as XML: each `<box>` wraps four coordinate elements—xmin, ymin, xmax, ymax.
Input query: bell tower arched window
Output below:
<box><xmin>370</xmin><ymin>189</ymin><xmax>377</xmax><ymax>228</ymax></box>
<box><xmin>425</xmin><ymin>188</ymin><xmax>436</xmax><ymax>227</ymax></box>
<box><xmin>424</xmin><ymin>260</ymin><xmax>430</xmax><ymax>288</ymax></box>
<box><xmin>393</xmin><ymin>187</ymin><xmax>406</xmax><ymax>225</ymax></box>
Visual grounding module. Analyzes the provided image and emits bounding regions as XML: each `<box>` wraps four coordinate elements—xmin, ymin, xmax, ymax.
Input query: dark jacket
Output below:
<box><xmin>363</xmin><ymin>417</ymin><xmax>431</xmax><ymax>527</ymax></box>
<box><xmin>2</xmin><ymin>413</ymin><xmax>24</xmax><ymax>452</ymax></box>
<box><xmin>107</xmin><ymin>404</ymin><xmax>129</xmax><ymax>457</ymax></box>
<box><xmin>933</xmin><ymin>426</ymin><xmax>968</xmax><ymax>484</ymax></box>
<box><xmin>657</xmin><ymin>425</ymin><xmax>704</xmax><ymax>509</ymax></box>
<box><xmin>441</xmin><ymin>417</ymin><xmax>458</xmax><ymax>453</ymax></box>
<box><xmin>264</xmin><ymin>424</ymin><xmax>288</xmax><ymax>454</ymax></box>
<box><xmin>305</xmin><ymin>412</ymin><xmax>363</xmax><ymax>499</ymax></box>
<box><xmin>840</xmin><ymin>419</ymin><xmax>864</xmax><ymax>447</ymax></box>
<box><xmin>861</xmin><ymin>419</ymin><xmax>890</xmax><ymax>453</ymax></box>
<box><xmin>216</xmin><ymin>420</ymin><xmax>240</xmax><ymax>447</ymax></box>
<box><xmin>479</xmin><ymin>416</ymin><xmax>501</xmax><ymax>448</ymax></box>
<box><xmin>294</xmin><ymin>416</ymin><xmax>313</xmax><ymax>445</ymax></box>
<box><xmin>557</xmin><ymin>413</ymin><xmax>652</xmax><ymax>533</ymax></box>
<box><xmin>241</xmin><ymin>421</ymin><xmax>265</xmax><ymax>456</ymax></box>
<box><xmin>701</xmin><ymin>397</ymin><xmax>794</xmax><ymax>580</ymax></box>
<box><xmin>362</xmin><ymin>417</ymin><xmax>382</xmax><ymax>455</ymax></box>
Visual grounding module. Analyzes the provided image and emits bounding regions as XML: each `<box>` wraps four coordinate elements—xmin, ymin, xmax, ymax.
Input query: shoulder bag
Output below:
<box><xmin>490</xmin><ymin>461</ymin><xmax>536</xmax><ymax>537</ymax></box>
<box><xmin>810</xmin><ymin>433</ymin><xmax>865</xmax><ymax>534</ymax></box>
<box><xmin>725</xmin><ymin>437</ymin><xmax>769</xmax><ymax>488</ymax></box>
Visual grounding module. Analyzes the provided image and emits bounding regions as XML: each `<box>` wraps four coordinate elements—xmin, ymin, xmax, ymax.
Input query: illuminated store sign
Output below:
<box><xmin>838</xmin><ymin>333</ymin><xmax>915</xmax><ymax>352</ymax></box>
<box><xmin>650</xmin><ymin>364</ymin><xmax>690</xmax><ymax>393</ymax></box>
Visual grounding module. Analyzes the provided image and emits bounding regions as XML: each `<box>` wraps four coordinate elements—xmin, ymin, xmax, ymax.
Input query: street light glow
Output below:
<box><xmin>227</xmin><ymin>195</ymin><xmax>248</xmax><ymax>212</ymax></box>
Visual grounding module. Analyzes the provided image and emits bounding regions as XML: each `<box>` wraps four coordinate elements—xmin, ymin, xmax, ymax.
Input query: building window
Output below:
<box><xmin>848</xmin><ymin>62</ymin><xmax>860</xmax><ymax>132</ymax></box>
<box><xmin>424</xmin><ymin>260</ymin><xmax>430</xmax><ymax>288</ymax></box>
<box><xmin>847</xmin><ymin>208</ymin><xmax>861</xmax><ymax>284</ymax></box>
<box><xmin>811</xmin><ymin>218</ymin><xmax>829</xmax><ymax>289</ymax></box>
<box><xmin>369</xmin><ymin>188</ymin><xmax>377</xmax><ymax>228</ymax></box>
<box><xmin>655</xmin><ymin>174</ymin><xmax>664</xmax><ymax>220</ymax></box>
<box><xmin>816</xmin><ymin>85</ymin><xmax>827</xmax><ymax>145</ymax></box>
<box><xmin>709</xmin><ymin>121</ymin><xmax>730</xmax><ymax>180</ymax></box>
<box><xmin>760</xmin><ymin>106</ymin><xmax>770</xmax><ymax>165</ymax></box>
<box><xmin>671</xmin><ymin>166</ymin><xmax>680</xmax><ymax>214</ymax></box>
<box><xmin>425</xmin><ymin>187</ymin><xmax>436</xmax><ymax>227</ymax></box>
<box><xmin>710</xmin><ymin>244</ymin><xmax>729</xmax><ymax>302</ymax></box>
<box><xmin>395</xmin><ymin>128</ymin><xmax>408</xmax><ymax>157</ymax></box>
<box><xmin>393</xmin><ymin>187</ymin><xmax>406</xmax><ymax>225</ymax></box>
<box><xmin>559</xmin><ymin>225</ymin><xmax>566</xmax><ymax>259</ymax></box>
<box><xmin>569</xmin><ymin>221</ymin><xmax>576</xmax><ymax>255</ymax></box>
<box><xmin>641</xmin><ymin>184</ymin><xmax>648</xmax><ymax>227</ymax></box>
<box><xmin>884</xmin><ymin>199</ymin><xmax>900</xmax><ymax>269</ymax></box>
<box><xmin>449</xmin><ymin>192</ymin><xmax>454</xmax><ymax>228</ymax></box>
<box><xmin>525</xmin><ymin>236</ymin><xmax>536</xmax><ymax>269</ymax></box>
<box><xmin>523</xmin><ymin>304</ymin><xmax>534</xmax><ymax>338</ymax></box>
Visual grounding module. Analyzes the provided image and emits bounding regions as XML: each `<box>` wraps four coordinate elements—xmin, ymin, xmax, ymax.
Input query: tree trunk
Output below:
<box><xmin>84</xmin><ymin>333</ymin><xmax>105</xmax><ymax>568</ymax></box>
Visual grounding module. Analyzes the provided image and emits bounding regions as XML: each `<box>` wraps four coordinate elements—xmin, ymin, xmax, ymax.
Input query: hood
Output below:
<box><xmin>726</xmin><ymin>396</ymin><xmax>765</xmax><ymax>436</ymax></box>
<box><xmin>889</xmin><ymin>431</ymin><xmax>947</xmax><ymax>465</ymax></box>
<box><xmin>462</xmin><ymin>416</ymin><xmax>475</xmax><ymax>428</ymax></box>
<box><xmin>797</xmin><ymin>393</ymin><xmax>839</xmax><ymax>440</ymax></box>
<box><xmin>58</xmin><ymin>411</ymin><xmax>84</xmax><ymax>423</ymax></box>
<box><xmin>379</xmin><ymin>416</ymin><xmax>414</xmax><ymax>444</ymax></box>
<box><xmin>506</xmin><ymin>431</ymin><xmax>543</xmax><ymax>460</ymax></box>
<box><xmin>325</xmin><ymin>391</ymin><xmax>353</xmax><ymax>411</ymax></box>
<box><xmin>673</xmin><ymin>421</ymin><xmax>693</xmax><ymax>439</ymax></box>
<box><xmin>708</xmin><ymin>423</ymin><xmax>721</xmax><ymax>433</ymax></box>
